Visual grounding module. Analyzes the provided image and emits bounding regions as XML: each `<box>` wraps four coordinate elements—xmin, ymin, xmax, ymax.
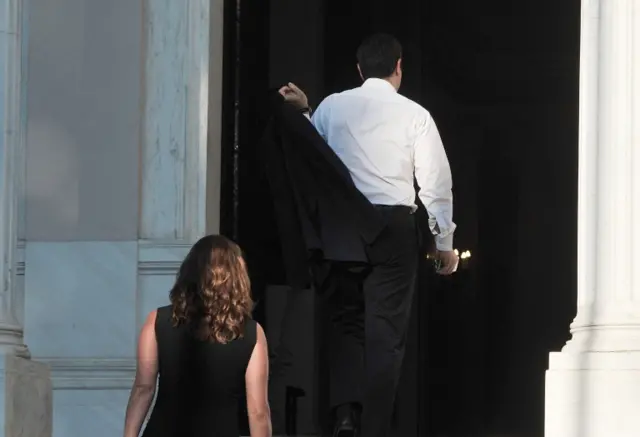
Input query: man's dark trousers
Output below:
<box><xmin>324</xmin><ymin>205</ymin><xmax>420</xmax><ymax>437</ymax></box>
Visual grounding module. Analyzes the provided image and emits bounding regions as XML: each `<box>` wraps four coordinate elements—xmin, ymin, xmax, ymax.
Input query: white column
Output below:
<box><xmin>18</xmin><ymin>0</ymin><xmax>217</xmax><ymax>435</ymax></box>
<box><xmin>0</xmin><ymin>0</ymin><xmax>28</xmax><ymax>359</ymax></box>
<box><xmin>137</xmin><ymin>0</ymin><xmax>221</xmax><ymax>325</ymax></box>
<box><xmin>140</xmin><ymin>0</ymin><xmax>212</xmax><ymax>242</ymax></box>
<box><xmin>0</xmin><ymin>1</ymin><xmax>52</xmax><ymax>436</ymax></box>
<box><xmin>546</xmin><ymin>1</ymin><xmax>640</xmax><ymax>436</ymax></box>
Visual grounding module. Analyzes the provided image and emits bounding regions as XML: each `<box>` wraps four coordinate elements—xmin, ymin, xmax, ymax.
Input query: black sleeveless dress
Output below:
<box><xmin>142</xmin><ymin>305</ymin><xmax>257</xmax><ymax>437</ymax></box>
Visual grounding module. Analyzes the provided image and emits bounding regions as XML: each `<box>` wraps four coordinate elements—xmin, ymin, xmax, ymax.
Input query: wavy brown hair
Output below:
<box><xmin>169</xmin><ymin>235</ymin><xmax>253</xmax><ymax>343</ymax></box>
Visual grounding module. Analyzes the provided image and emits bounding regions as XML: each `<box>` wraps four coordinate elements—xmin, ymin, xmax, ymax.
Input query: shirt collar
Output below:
<box><xmin>361</xmin><ymin>78</ymin><xmax>397</xmax><ymax>93</ymax></box>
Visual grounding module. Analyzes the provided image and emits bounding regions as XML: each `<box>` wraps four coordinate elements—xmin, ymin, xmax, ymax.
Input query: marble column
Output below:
<box><xmin>18</xmin><ymin>0</ymin><xmax>219</xmax><ymax>436</ymax></box>
<box><xmin>0</xmin><ymin>0</ymin><xmax>52</xmax><ymax>435</ymax></box>
<box><xmin>0</xmin><ymin>0</ymin><xmax>28</xmax><ymax>359</ymax></box>
<box><xmin>545</xmin><ymin>1</ymin><xmax>640</xmax><ymax>436</ymax></box>
<box><xmin>137</xmin><ymin>0</ymin><xmax>220</xmax><ymax>321</ymax></box>
<box><xmin>140</xmin><ymin>0</ymin><xmax>213</xmax><ymax>242</ymax></box>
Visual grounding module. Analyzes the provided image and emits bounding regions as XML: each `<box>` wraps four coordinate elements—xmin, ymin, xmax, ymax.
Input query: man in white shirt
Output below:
<box><xmin>279</xmin><ymin>33</ymin><xmax>458</xmax><ymax>437</ymax></box>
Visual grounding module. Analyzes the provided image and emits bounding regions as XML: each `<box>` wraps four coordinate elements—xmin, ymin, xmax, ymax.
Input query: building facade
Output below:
<box><xmin>0</xmin><ymin>0</ymin><xmax>638</xmax><ymax>436</ymax></box>
<box><xmin>1</xmin><ymin>0</ymin><xmax>221</xmax><ymax>435</ymax></box>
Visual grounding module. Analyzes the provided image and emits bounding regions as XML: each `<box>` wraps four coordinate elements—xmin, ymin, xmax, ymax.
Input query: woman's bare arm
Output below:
<box><xmin>123</xmin><ymin>310</ymin><xmax>159</xmax><ymax>437</ymax></box>
<box><xmin>245</xmin><ymin>322</ymin><xmax>271</xmax><ymax>437</ymax></box>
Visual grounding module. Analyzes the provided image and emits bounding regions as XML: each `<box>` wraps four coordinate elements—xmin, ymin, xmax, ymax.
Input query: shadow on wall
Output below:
<box><xmin>25</xmin><ymin>118</ymin><xmax>80</xmax><ymax>234</ymax></box>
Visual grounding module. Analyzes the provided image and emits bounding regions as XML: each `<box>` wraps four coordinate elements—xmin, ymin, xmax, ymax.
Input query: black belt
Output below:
<box><xmin>373</xmin><ymin>204</ymin><xmax>415</xmax><ymax>214</ymax></box>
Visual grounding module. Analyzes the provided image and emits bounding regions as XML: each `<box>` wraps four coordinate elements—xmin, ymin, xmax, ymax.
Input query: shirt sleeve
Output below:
<box><xmin>414</xmin><ymin>113</ymin><xmax>456</xmax><ymax>251</ymax></box>
<box><xmin>310</xmin><ymin>96</ymin><xmax>330</xmax><ymax>141</ymax></box>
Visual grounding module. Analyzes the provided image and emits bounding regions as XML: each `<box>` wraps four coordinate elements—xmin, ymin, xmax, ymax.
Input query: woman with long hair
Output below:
<box><xmin>123</xmin><ymin>235</ymin><xmax>271</xmax><ymax>437</ymax></box>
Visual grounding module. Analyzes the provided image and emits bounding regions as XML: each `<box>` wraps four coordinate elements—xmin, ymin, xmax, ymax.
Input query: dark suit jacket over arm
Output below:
<box><xmin>259</xmin><ymin>93</ymin><xmax>386</xmax><ymax>289</ymax></box>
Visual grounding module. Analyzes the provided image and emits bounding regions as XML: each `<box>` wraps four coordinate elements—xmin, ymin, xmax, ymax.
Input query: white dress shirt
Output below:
<box><xmin>309</xmin><ymin>78</ymin><xmax>456</xmax><ymax>251</ymax></box>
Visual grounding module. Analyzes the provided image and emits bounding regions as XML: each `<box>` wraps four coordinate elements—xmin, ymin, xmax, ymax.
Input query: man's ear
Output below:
<box><xmin>357</xmin><ymin>64</ymin><xmax>364</xmax><ymax>81</ymax></box>
<box><xmin>395</xmin><ymin>59</ymin><xmax>402</xmax><ymax>76</ymax></box>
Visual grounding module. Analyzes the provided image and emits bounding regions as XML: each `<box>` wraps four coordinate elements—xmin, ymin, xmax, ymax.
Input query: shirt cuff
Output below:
<box><xmin>435</xmin><ymin>233</ymin><xmax>454</xmax><ymax>252</ymax></box>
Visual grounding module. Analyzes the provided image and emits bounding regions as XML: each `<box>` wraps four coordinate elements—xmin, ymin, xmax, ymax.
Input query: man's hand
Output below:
<box><xmin>278</xmin><ymin>82</ymin><xmax>309</xmax><ymax>110</ymax></box>
<box><xmin>436</xmin><ymin>250</ymin><xmax>459</xmax><ymax>275</ymax></box>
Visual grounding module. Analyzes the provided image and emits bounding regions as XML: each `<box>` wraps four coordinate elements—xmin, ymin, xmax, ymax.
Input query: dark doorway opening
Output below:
<box><xmin>219</xmin><ymin>1</ymin><xmax>580</xmax><ymax>435</ymax></box>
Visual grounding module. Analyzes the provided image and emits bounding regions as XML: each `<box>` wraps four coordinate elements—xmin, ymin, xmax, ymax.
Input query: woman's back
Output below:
<box><xmin>123</xmin><ymin>235</ymin><xmax>270</xmax><ymax>437</ymax></box>
<box><xmin>143</xmin><ymin>305</ymin><xmax>257</xmax><ymax>437</ymax></box>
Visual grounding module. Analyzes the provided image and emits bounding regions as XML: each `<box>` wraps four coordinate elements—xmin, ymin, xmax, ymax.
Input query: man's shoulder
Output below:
<box><xmin>318</xmin><ymin>89</ymin><xmax>354</xmax><ymax>105</ymax></box>
<box><xmin>315</xmin><ymin>92</ymin><xmax>341</xmax><ymax>114</ymax></box>
<box><xmin>317</xmin><ymin>88</ymin><xmax>432</xmax><ymax>122</ymax></box>
<box><xmin>395</xmin><ymin>93</ymin><xmax>431</xmax><ymax>117</ymax></box>
<box><xmin>319</xmin><ymin>85</ymin><xmax>369</xmax><ymax>103</ymax></box>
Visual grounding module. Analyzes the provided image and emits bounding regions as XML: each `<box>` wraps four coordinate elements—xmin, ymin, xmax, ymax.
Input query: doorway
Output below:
<box><xmin>218</xmin><ymin>0</ymin><xmax>580</xmax><ymax>435</ymax></box>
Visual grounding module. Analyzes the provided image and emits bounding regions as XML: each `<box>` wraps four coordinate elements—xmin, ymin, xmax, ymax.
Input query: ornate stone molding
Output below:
<box><xmin>15</xmin><ymin>240</ymin><xmax>24</xmax><ymax>276</ymax></box>
<box><xmin>138</xmin><ymin>261</ymin><xmax>181</xmax><ymax>276</ymax></box>
<box><xmin>137</xmin><ymin>240</ymin><xmax>192</xmax><ymax>276</ymax></box>
<box><xmin>37</xmin><ymin>357</ymin><xmax>135</xmax><ymax>390</ymax></box>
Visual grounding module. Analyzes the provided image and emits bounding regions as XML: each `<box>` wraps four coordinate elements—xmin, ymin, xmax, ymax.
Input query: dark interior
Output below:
<box><xmin>219</xmin><ymin>0</ymin><xmax>581</xmax><ymax>435</ymax></box>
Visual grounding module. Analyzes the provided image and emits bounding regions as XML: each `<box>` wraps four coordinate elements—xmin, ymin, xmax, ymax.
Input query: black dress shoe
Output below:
<box><xmin>333</xmin><ymin>405</ymin><xmax>359</xmax><ymax>437</ymax></box>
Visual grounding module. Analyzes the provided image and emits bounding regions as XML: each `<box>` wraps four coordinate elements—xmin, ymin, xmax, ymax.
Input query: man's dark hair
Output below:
<box><xmin>356</xmin><ymin>33</ymin><xmax>403</xmax><ymax>80</ymax></box>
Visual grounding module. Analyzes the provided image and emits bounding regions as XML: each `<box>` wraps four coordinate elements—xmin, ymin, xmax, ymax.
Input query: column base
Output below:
<box><xmin>546</xmin><ymin>351</ymin><xmax>640</xmax><ymax>437</ymax></box>
<box><xmin>0</xmin><ymin>322</ymin><xmax>32</xmax><ymax>359</ymax></box>
<box><xmin>0</xmin><ymin>354</ymin><xmax>52</xmax><ymax>437</ymax></box>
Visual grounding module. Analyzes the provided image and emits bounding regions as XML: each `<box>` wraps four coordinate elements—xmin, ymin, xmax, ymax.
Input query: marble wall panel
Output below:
<box><xmin>24</xmin><ymin>241</ymin><xmax>137</xmax><ymax>358</ymax></box>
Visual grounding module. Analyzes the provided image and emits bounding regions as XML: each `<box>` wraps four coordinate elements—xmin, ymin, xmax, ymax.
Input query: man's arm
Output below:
<box><xmin>413</xmin><ymin>113</ymin><xmax>456</xmax><ymax>253</ymax></box>
<box><xmin>278</xmin><ymin>82</ymin><xmax>326</xmax><ymax>136</ymax></box>
<box><xmin>309</xmin><ymin>98</ymin><xmax>331</xmax><ymax>140</ymax></box>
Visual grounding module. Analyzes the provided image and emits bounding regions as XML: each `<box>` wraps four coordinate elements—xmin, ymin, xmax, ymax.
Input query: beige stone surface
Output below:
<box><xmin>4</xmin><ymin>356</ymin><xmax>52</xmax><ymax>437</ymax></box>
